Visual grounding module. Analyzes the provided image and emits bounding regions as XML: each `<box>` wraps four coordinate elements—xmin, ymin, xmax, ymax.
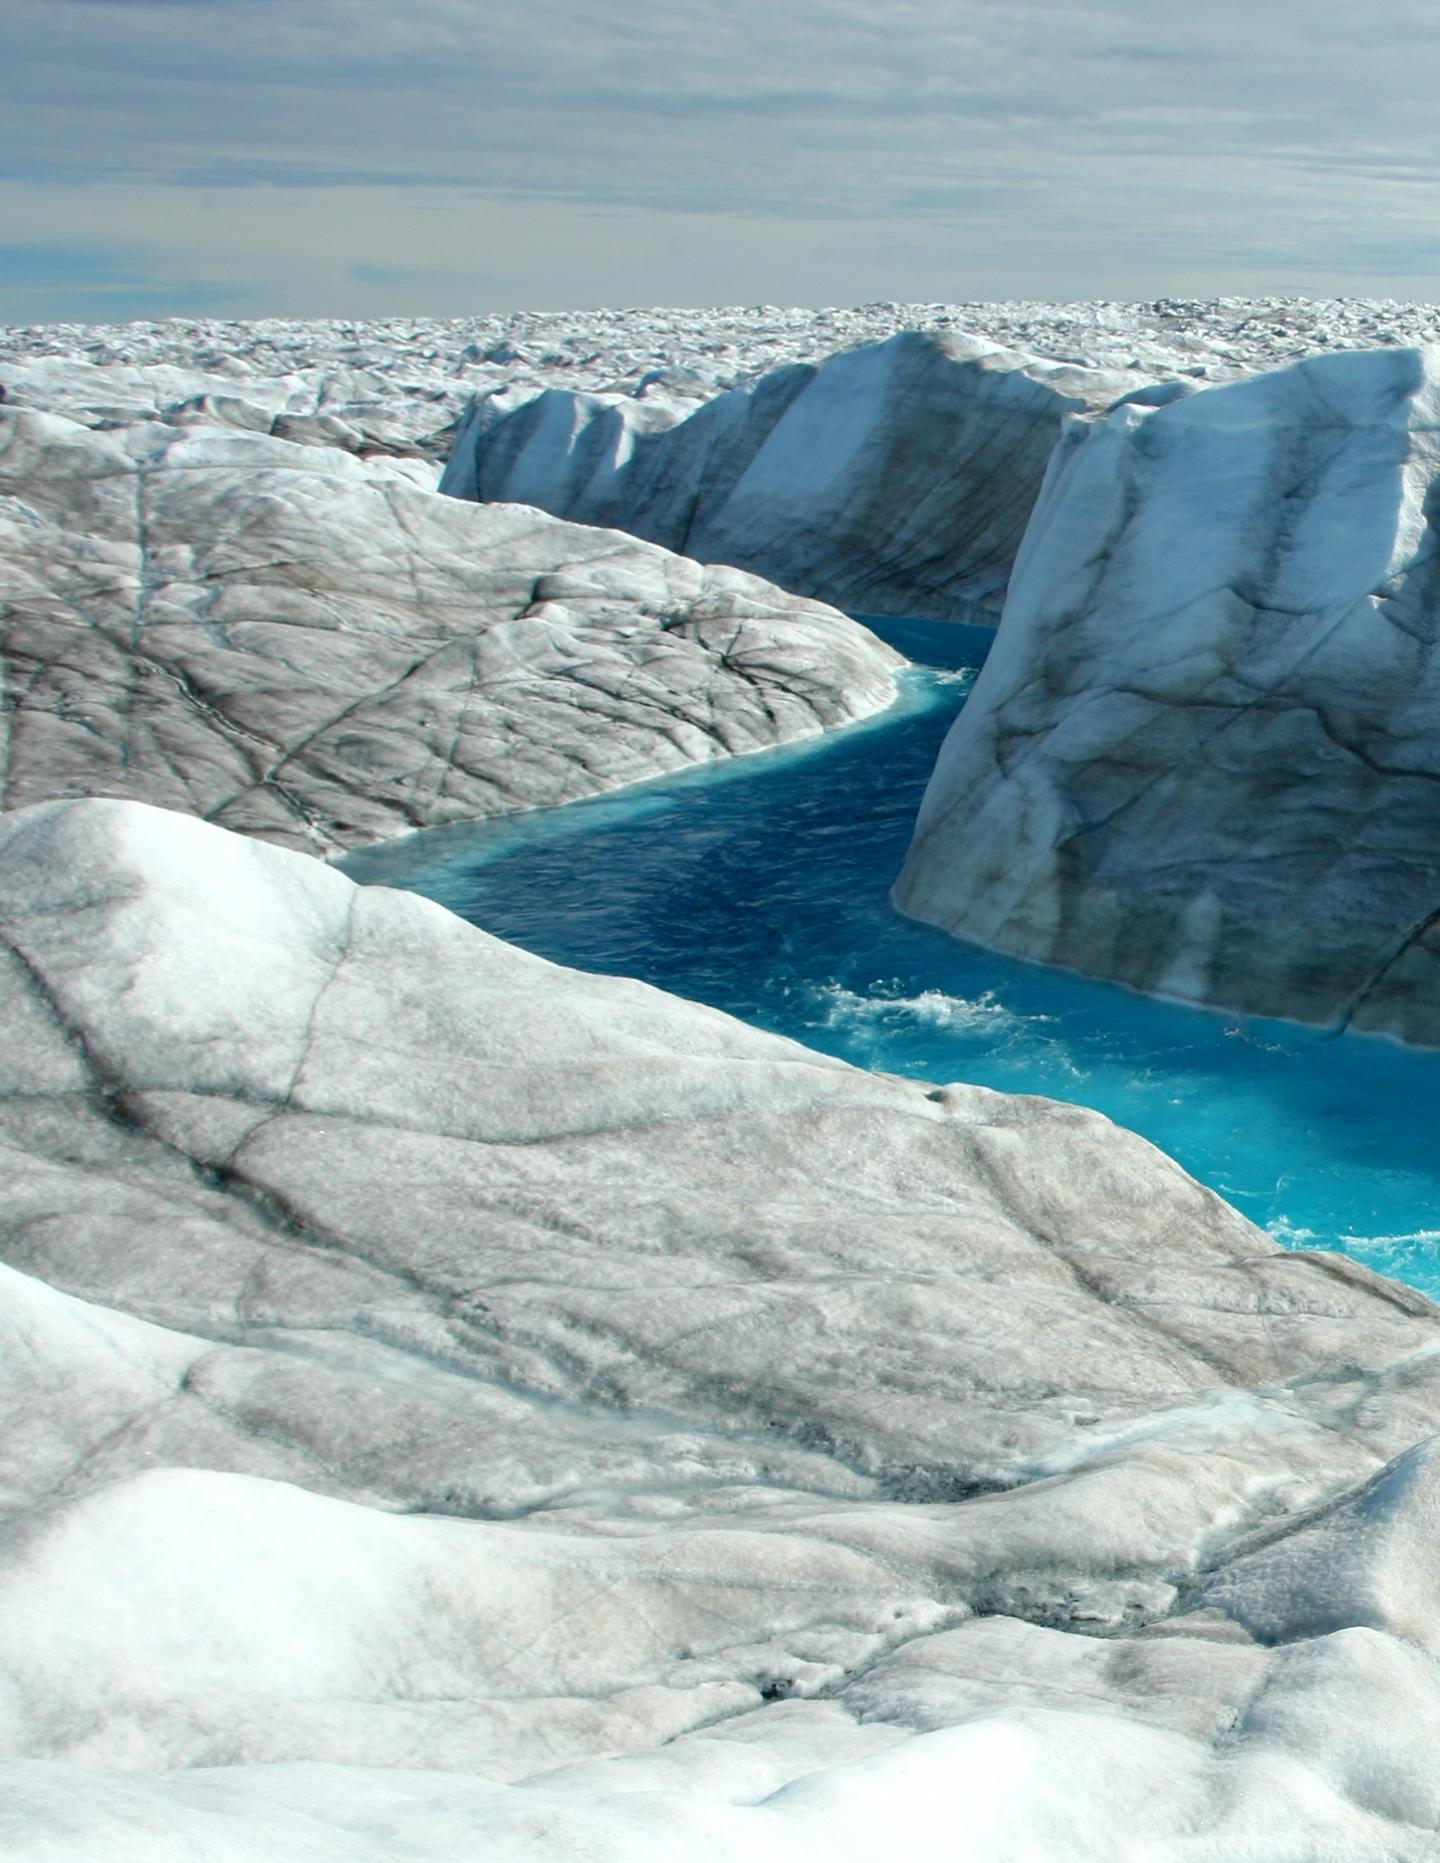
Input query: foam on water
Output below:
<box><xmin>341</xmin><ymin>614</ymin><xmax>1440</xmax><ymax>1302</ymax></box>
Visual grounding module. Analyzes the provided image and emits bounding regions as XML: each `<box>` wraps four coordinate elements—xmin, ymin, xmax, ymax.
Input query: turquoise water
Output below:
<box><xmin>341</xmin><ymin>615</ymin><xmax>1440</xmax><ymax>1299</ymax></box>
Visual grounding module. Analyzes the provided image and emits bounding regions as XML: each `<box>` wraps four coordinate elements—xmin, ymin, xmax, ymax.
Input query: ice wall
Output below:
<box><xmin>442</xmin><ymin>331</ymin><xmax>1138</xmax><ymax>621</ymax></box>
<box><xmin>896</xmin><ymin>345</ymin><xmax>1440</xmax><ymax>1043</ymax></box>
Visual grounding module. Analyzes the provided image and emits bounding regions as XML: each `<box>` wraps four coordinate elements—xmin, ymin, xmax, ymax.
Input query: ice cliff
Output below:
<box><xmin>441</xmin><ymin>331</ymin><xmax>1137</xmax><ymax>620</ymax></box>
<box><xmin>894</xmin><ymin>345</ymin><xmax>1440</xmax><ymax>1043</ymax></box>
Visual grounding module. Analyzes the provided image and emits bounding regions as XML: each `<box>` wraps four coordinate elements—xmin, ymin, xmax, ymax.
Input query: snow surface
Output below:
<box><xmin>6</xmin><ymin>798</ymin><xmax>1440</xmax><ymax>1857</ymax></box>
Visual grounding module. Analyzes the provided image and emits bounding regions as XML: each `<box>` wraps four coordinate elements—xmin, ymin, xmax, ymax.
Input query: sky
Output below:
<box><xmin>4</xmin><ymin>0</ymin><xmax>1440</xmax><ymax>323</ymax></box>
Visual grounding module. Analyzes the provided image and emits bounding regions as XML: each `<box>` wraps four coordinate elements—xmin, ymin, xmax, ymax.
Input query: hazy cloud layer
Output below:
<box><xmin>5</xmin><ymin>0</ymin><xmax>1440</xmax><ymax>318</ymax></box>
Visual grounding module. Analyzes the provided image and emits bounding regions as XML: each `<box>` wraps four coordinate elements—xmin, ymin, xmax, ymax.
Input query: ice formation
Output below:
<box><xmin>440</xmin><ymin>332</ymin><xmax>1136</xmax><ymax>620</ymax></box>
<box><xmin>8</xmin><ymin>295</ymin><xmax>1440</xmax><ymax>415</ymax></box>
<box><xmin>10</xmin><ymin>301</ymin><xmax>1440</xmax><ymax>1857</ymax></box>
<box><xmin>7</xmin><ymin>797</ymin><xmax>1440</xmax><ymax>1859</ymax></box>
<box><xmin>894</xmin><ymin>344</ymin><xmax>1440</xmax><ymax>1042</ymax></box>
<box><xmin>0</xmin><ymin>407</ymin><xmax>898</xmax><ymax>853</ymax></box>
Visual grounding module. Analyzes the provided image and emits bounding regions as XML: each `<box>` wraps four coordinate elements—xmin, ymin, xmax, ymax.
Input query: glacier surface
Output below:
<box><xmin>6</xmin><ymin>798</ymin><xmax>1440</xmax><ymax>1859</ymax></box>
<box><xmin>12</xmin><ymin>301</ymin><xmax>1440</xmax><ymax>1857</ymax></box>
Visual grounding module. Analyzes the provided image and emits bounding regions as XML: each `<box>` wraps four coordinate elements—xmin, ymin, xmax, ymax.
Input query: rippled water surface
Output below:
<box><xmin>342</xmin><ymin>614</ymin><xmax>1440</xmax><ymax>1299</ymax></box>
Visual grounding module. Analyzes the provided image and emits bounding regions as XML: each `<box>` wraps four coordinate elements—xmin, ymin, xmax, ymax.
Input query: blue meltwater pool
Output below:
<box><xmin>340</xmin><ymin>614</ymin><xmax>1440</xmax><ymax>1300</ymax></box>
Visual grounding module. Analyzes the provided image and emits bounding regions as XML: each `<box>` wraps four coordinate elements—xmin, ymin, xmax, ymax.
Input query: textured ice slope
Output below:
<box><xmin>8</xmin><ymin>800</ymin><xmax>1440</xmax><ymax>1856</ymax></box>
<box><xmin>441</xmin><ymin>332</ymin><xmax>1137</xmax><ymax>620</ymax></box>
<box><xmin>0</xmin><ymin>407</ymin><xmax>897</xmax><ymax>854</ymax></box>
<box><xmin>896</xmin><ymin>344</ymin><xmax>1440</xmax><ymax>1042</ymax></box>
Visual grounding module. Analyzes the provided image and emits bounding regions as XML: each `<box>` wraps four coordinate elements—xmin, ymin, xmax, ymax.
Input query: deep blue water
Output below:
<box><xmin>341</xmin><ymin>614</ymin><xmax>1440</xmax><ymax>1300</ymax></box>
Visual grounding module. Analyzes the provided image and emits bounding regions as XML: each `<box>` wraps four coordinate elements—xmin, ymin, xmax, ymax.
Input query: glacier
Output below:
<box><xmin>11</xmin><ymin>300</ymin><xmax>1440</xmax><ymax>1859</ymax></box>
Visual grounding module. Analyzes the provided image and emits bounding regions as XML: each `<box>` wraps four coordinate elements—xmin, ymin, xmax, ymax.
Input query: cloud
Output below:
<box><xmin>0</xmin><ymin>237</ymin><xmax>254</xmax><ymax>323</ymax></box>
<box><xmin>9</xmin><ymin>0</ymin><xmax>1437</xmax><ymax>207</ymax></box>
<box><xmin>0</xmin><ymin>243</ymin><xmax>147</xmax><ymax>288</ymax></box>
<box><xmin>4</xmin><ymin>0</ymin><xmax>1440</xmax><ymax>316</ymax></box>
<box><xmin>347</xmin><ymin>261</ymin><xmax>469</xmax><ymax>288</ymax></box>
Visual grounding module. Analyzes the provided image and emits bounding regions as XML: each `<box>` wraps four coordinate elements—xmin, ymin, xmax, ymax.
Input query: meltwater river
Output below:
<box><xmin>341</xmin><ymin>615</ymin><xmax>1440</xmax><ymax>1300</ymax></box>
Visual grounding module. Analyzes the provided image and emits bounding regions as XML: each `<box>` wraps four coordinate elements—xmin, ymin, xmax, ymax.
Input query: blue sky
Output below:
<box><xmin>4</xmin><ymin>0</ymin><xmax>1440</xmax><ymax>322</ymax></box>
